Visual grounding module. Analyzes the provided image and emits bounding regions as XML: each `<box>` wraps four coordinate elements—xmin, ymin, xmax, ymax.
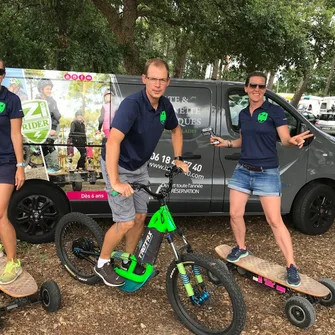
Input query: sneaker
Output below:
<box><xmin>47</xmin><ymin>168</ymin><xmax>62</xmax><ymax>174</ymax></box>
<box><xmin>94</xmin><ymin>262</ymin><xmax>125</xmax><ymax>287</ymax></box>
<box><xmin>226</xmin><ymin>245</ymin><xmax>249</xmax><ymax>263</ymax></box>
<box><xmin>120</xmin><ymin>261</ymin><xmax>145</xmax><ymax>275</ymax></box>
<box><xmin>0</xmin><ymin>244</ymin><xmax>4</xmax><ymax>257</ymax></box>
<box><xmin>286</xmin><ymin>264</ymin><xmax>301</xmax><ymax>287</ymax></box>
<box><xmin>0</xmin><ymin>259</ymin><xmax>23</xmax><ymax>284</ymax></box>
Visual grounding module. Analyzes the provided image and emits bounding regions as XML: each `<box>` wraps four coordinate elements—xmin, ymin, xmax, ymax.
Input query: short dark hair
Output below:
<box><xmin>245</xmin><ymin>71</ymin><xmax>267</xmax><ymax>86</ymax></box>
<box><xmin>0</xmin><ymin>58</ymin><xmax>6</xmax><ymax>71</ymax></box>
<box><xmin>143</xmin><ymin>58</ymin><xmax>169</xmax><ymax>78</ymax></box>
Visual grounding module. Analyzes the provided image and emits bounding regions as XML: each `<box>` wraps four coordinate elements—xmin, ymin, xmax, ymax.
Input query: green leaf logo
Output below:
<box><xmin>258</xmin><ymin>111</ymin><xmax>268</xmax><ymax>123</ymax></box>
<box><xmin>0</xmin><ymin>102</ymin><xmax>6</xmax><ymax>114</ymax></box>
<box><xmin>160</xmin><ymin>110</ymin><xmax>166</xmax><ymax>125</ymax></box>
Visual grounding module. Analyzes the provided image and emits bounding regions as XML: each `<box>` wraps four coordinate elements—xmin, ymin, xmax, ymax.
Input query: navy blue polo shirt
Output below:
<box><xmin>107</xmin><ymin>89</ymin><xmax>178</xmax><ymax>171</ymax></box>
<box><xmin>238</xmin><ymin>101</ymin><xmax>287</xmax><ymax>168</ymax></box>
<box><xmin>0</xmin><ymin>86</ymin><xmax>24</xmax><ymax>164</ymax></box>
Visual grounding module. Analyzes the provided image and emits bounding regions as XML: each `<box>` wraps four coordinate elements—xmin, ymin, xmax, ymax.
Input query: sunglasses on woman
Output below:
<box><xmin>0</xmin><ymin>69</ymin><xmax>5</xmax><ymax>76</ymax></box>
<box><xmin>249</xmin><ymin>83</ymin><xmax>266</xmax><ymax>89</ymax></box>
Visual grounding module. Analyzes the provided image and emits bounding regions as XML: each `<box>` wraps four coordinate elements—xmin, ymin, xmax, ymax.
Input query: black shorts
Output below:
<box><xmin>0</xmin><ymin>163</ymin><xmax>16</xmax><ymax>185</ymax></box>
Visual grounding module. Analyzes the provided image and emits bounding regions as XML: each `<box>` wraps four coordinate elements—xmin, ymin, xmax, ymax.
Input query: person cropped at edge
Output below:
<box><xmin>35</xmin><ymin>79</ymin><xmax>62</xmax><ymax>173</ymax></box>
<box><xmin>69</xmin><ymin>111</ymin><xmax>87</xmax><ymax>170</ymax></box>
<box><xmin>0</xmin><ymin>59</ymin><xmax>25</xmax><ymax>284</ymax></box>
<box><xmin>97</xmin><ymin>89</ymin><xmax>116</xmax><ymax>138</ymax></box>
<box><xmin>211</xmin><ymin>71</ymin><xmax>314</xmax><ymax>287</ymax></box>
<box><xmin>94</xmin><ymin>58</ymin><xmax>189</xmax><ymax>287</ymax></box>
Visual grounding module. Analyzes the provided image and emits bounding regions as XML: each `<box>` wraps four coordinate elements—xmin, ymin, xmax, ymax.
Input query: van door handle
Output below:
<box><xmin>225</xmin><ymin>153</ymin><xmax>240</xmax><ymax>160</ymax></box>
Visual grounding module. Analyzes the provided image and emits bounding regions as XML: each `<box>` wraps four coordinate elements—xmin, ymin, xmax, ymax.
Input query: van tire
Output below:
<box><xmin>292</xmin><ymin>183</ymin><xmax>335</xmax><ymax>235</ymax></box>
<box><xmin>8</xmin><ymin>180</ymin><xmax>71</xmax><ymax>243</ymax></box>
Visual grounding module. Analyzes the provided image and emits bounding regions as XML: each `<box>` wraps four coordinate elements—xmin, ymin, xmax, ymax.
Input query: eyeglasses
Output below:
<box><xmin>146</xmin><ymin>76</ymin><xmax>169</xmax><ymax>84</ymax></box>
<box><xmin>249</xmin><ymin>83</ymin><xmax>266</xmax><ymax>89</ymax></box>
<box><xmin>0</xmin><ymin>69</ymin><xmax>5</xmax><ymax>76</ymax></box>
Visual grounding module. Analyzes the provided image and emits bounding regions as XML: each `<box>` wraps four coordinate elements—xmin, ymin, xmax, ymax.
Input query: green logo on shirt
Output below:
<box><xmin>160</xmin><ymin>110</ymin><xmax>166</xmax><ymax>125</ymax></box>
<box><xmin>0</xmin><ymin>102</ymin><xmax>6</xmax><ymax>113</ymax></box>
<box><xmin>258</xmin><ymin>111</ymin><xmax>268</xmax><ymax>123</ymax></box>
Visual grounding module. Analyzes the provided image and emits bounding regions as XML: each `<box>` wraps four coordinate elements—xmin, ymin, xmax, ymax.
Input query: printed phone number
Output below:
<box><xmin>150</xmin><ymin>153</ymin><xmax>203</xmax><ymax>172</ymax></box>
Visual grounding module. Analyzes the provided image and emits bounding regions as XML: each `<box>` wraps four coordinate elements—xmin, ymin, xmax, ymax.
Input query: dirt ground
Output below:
<box><xmin>1</xmin><ymin>216</ymin><xmax>334</xmax><ymax>335</ymax></box>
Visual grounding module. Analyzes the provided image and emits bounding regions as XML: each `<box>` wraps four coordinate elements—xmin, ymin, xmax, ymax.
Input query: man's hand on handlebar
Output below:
<box><xmin>174</xmin><ymin>160</ymin><xmax>189</xmax><ymax>173</ymax></box>
<box><xmin>112</xmin><ymin>181</ymin><xmax>134</xmax><ymax>197</ymax></box>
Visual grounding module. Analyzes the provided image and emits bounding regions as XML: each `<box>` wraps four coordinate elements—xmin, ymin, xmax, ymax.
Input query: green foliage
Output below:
<box><xmin>0</xmin><ymin>0</ymin><xmax>334</xmax><ymax>96</ymax></box>
<box><xmin>0</xmin><ymin>0</ymin><xmax>122</xmax><ymax>72</ymax></box>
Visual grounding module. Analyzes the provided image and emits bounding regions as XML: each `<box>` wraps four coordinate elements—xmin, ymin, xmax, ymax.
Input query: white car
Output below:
<box><xmin>315</xmin><ymin>112</ymin><xmax>335</xmax><ymax>135</ymax></box>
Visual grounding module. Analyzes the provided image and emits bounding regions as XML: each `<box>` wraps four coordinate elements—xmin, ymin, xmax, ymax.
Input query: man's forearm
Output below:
<box><xmin>106</xmin><ymin>140</ymin><xmax>121</xmax><ymax>187</ymax></box>
<box><xmin>171</xmin><ymin>126</ymin><xmax>183</xmax><ymax>157</ymax></box>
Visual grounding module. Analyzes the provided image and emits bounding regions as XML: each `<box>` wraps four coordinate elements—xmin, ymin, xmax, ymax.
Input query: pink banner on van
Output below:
<box><xmin>66</xmin><ymin>191</ymin><xmax>108</xmax><ymax>200</ymax></box>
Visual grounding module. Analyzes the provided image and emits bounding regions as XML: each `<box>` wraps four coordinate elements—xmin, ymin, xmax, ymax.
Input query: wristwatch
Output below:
<box><xmin>16</xmin><ymin>162</ymin><xmax>26</xmax><ymax>167</ymax></box>
<box><xmin>174</xmin><ymin>156</ymin><xmax>184</xmax><ymax>161</ymax></box>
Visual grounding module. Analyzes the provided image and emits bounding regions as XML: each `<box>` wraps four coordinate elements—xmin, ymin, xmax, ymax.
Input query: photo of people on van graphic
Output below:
<box><xmin>3</xmin><ymin>67</ymin><xmax>212</xmax><ymax>200</ymax></box>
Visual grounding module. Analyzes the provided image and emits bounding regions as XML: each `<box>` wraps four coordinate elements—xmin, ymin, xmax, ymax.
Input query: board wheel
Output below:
<box><xmin>40</xmin><ymin>280</ymin><xmax>61</xmax><ymax>312</ymax></box>
<box><xmin>318</xmin><ymin>278</ymin><xmax>335</xmax><ymax>307</ymax></box>
<box><xmin>285</xmin><ymin>296</ymin><xmax>316</xmax><ymax>329</ymax></box>
<box><xmin>236</xmin><ymin>266</ymin><xmax>247</xmax><ymax>275</ymax></box>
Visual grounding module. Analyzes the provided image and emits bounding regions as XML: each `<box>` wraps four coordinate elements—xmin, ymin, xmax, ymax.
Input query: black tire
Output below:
<box><xmin>292</xmin><ymin>183</ymin><xmax>335</xmax><ymax>235</ymax></box>
<box><xmin>89</xmin><ymin>172</ymin><xmax>96</xmax><ymax>185</ymax></box>
<box><xmin>40</xmin><ymin>280</ymin><xmax>61</xmax><ymax>312</ymax></box>
<box><xmin>72</xmin><ymin>181</ymin><xmax>82</xmax><ymax>191</ymax></box>
<box><xmin>318</xmin><ymin>278</ymin><xmax>335</xmax><ymax>307</ymax></box>
<box><xmin>285</xmin><ymin>296</ymin><xmax>316</xmax><ymax>329</ymax></box>
<box><xmin>55</xmin><ymin>212</ymin><xmax>104</xmax><ymax>285</ymax></box>
<box><xmin>166</xmin><ymin>253</ymin><xmax>246</xmax><ymax>335</ymax></box>
<box><xmin>8</xmin><ymin>180</ymin><xmax>70</xmax><ymax>243</ymax></box>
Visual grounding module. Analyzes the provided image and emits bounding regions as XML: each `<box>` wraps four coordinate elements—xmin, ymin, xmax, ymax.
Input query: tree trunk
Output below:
<box><xmin>291</xmin><ymin>69</ymin><xmax>311</xmax><ymax>107</ymax></box>
<box><xmin>211</xmin><ymin>59</ymin><xmax>219</xmax><ymax>80</ymax></box>
<box><xmin>91</xmin><ymin>0</ymin><xmax>142</xmax><ymax>75</ymax></box>
<box><xmin>324</xmin><ymin>54</ymin><xmax>335</xmax><ymax>96</ymax></box>
<box><xmin>267</xmin><ymin>71</ymin><xmax>275</xmax><ymax>90</ymax></box>
<box><xmin>224</xmin><ymin>55</ymin><xmax>230</xmax><ymax>71</ymax></box>
<box><xmin>173</xmin><ymin>33</ymin><xmax>190</xmax><ymax>78</ymax></box>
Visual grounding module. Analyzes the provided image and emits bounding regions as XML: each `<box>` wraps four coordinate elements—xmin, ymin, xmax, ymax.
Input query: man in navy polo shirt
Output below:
<box><xmin>210</xmin><ymin>71</ymin><xmax>313</xmax><ymax>287</ymax></box>
<box><xmin>95</xmin><ymin>58</ymin><xmax>188</xmax><ymax>287</ymax></box>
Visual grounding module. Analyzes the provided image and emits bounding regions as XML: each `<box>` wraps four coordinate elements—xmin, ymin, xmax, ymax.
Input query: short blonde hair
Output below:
<box><xmin>143</xmin><ymin>58</ymin><xmax>169</xmax><ymax>78</ymax></box>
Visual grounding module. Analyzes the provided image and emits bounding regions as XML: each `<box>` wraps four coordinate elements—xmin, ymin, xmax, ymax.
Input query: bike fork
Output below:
<box><xmin>166</xmin><ymin>232</ymin><xmax>204</xmax><ymax>300</ymax></box>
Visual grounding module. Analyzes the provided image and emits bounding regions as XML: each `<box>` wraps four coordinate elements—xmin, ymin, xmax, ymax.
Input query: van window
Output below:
<box><xmin>228</xmin><ymin>91</ymin><xmax>249</xmax><ymax>131</ymax></box>
<box><xmin>320</xmin><ymin>102</ymin><xmax>327</xmax><ymax>110</ymax></box>
<box><xmin>165</xmin><ymin>86</ymin><xmax>212</xmax><ymax>140</ymax></box>
<box><xmin>268</xmin><ymin>96</ymin><xmax>298</xmax><ymax>137</ymax></box>
<box><xmin>227</xmin><ymin>91</ymin><xmax>298</xmax><ymax>137</ymax></box>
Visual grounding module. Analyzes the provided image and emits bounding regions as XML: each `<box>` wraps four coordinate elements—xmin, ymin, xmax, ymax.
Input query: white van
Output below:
<box><xmin>320</xmin><ymin>96</ymin><xmax>335</xmax><ymax>114</ymax></box>
<box><xmin>298</xmin><ymin>96</ymin><xmax>322</xmax><ymax>117</ymax></box>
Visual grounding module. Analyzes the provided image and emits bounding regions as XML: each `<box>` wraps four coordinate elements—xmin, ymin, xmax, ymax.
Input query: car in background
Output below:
<box><xmin>301</xmin><ymin>111</ymin><xmax>317</xmax><ymax>124</ymax></box>
<box><xmin>298</xmin><ymin>99</ymin><xmax>321</xmax><ymax>118</ymax></box>
<box><xmin>315</xmin><ymin>112</ymin><xmax>335</xmax><ymax>135</ymax></box>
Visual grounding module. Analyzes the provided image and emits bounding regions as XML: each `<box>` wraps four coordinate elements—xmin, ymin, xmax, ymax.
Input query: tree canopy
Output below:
<box><xmin>1</xmin><ymin>0</ymin><xmax>335</xmax><ymax>97</ymax></box>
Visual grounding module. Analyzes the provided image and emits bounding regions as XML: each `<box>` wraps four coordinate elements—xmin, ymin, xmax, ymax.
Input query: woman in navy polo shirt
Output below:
<box><xmin>211</xmin><ymin>71</ymin><xmax>313</xmax><ymax>287</ymax></box>
<box><xmin>0</xmin><ymin>59</ymin><xmax>25</xmax><ymax>284</ymax></box>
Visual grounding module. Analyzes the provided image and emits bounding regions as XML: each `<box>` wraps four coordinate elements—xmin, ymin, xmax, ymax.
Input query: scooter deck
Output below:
<box><xmin>216</xmin><ymin>244</ymin><xmax>330</xmax><ymax>298</ymax></box>
<box><xmin>0</xmin><ymin>257</ymin><xmax>38</xmax><ymax>298</ymax></box>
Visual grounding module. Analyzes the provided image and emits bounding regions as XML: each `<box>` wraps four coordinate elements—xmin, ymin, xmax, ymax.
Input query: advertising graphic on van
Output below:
<box><xmin>3</xmin><ymin>67</ymin><xmax>335</xmax><ymax>245</ymax></box>
<box><xmin>22</xmin><ymin>100</ymin><xmax>51</xmax><ymax>143</ymax></box>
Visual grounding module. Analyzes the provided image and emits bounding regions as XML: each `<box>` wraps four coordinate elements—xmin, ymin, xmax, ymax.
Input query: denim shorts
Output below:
<box><xmin>228</xmin><ymin>163</ymin><xmax>281</xmax><ymax>196</ymax></box>
<box><xmin>100</xmin><ymin>157</ymin><xmax>149</xmax><ymax>222</ymax></box>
